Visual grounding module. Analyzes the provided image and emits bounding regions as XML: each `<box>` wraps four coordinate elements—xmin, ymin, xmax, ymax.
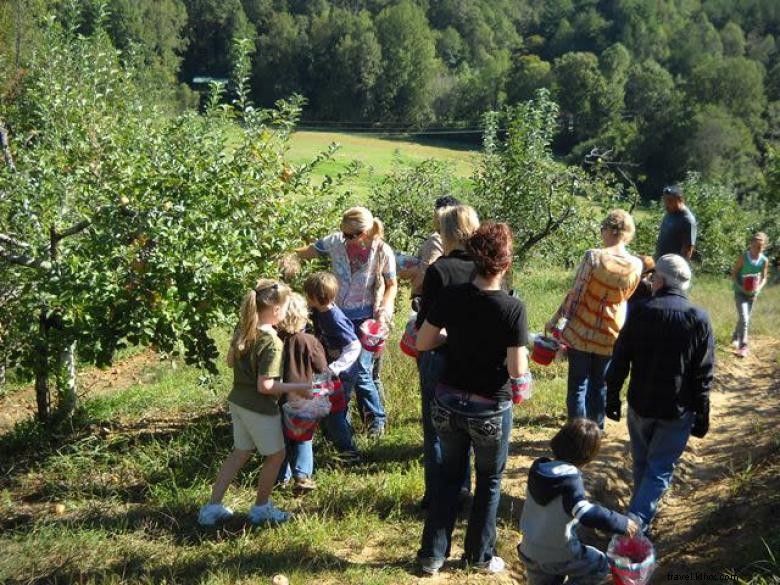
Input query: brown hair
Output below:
<box><xmin>303</xmin><ymin>271</ymin><xmax>339</xmax><ymax>306</ymax></box>
<box><xmin>466</xmin><ymin>221</ymin><xmax>513</xmax><ymax>277</ymax></box>
<box><xmin>550</xmin><ymin>418</ymin><xmax>602</xmax><ymax>466</ymax></box>
<box><xmin>226</xmin><ymin>278</ymin><xmax>290</xmax><ymax>367</ymax></box>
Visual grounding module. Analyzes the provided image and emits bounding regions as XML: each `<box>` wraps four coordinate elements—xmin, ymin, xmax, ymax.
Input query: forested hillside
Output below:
<box><xmin>2</xmin><ymin>0</ymin><xmax>779</xmax><ymax>195</ymax></box>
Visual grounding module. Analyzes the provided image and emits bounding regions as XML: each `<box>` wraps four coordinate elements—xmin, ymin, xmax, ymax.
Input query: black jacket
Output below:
<box><xmin>606</xmin><ymin>287</ymin><xmax>714</xmax><ymax>420</ymax></box>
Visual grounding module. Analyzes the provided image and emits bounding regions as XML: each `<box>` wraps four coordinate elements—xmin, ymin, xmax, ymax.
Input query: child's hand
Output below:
<box><xmin>626</xmin><ymin>518</ymin><xmax>640</xmax><ymax>537</ymax></box>
<box><xmin>279</xmin><ymin>253</ymin><xmax>300</xmax><ymax>281</ymax></box>
<box><xmin>291</xmin><ymin>386</ymin><xmax>313</xmax><ymax>400</ymax></box>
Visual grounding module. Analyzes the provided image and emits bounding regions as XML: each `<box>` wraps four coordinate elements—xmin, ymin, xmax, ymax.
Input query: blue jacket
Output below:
<box><xmin>519</xmin><ymin>457</ymin><xmax>629</xmax><ymax>563</ymax></box>
<box><xmin>606</xmin><ymin>287</ymin><xmax>714</xmax><ymax>420</ymax></box>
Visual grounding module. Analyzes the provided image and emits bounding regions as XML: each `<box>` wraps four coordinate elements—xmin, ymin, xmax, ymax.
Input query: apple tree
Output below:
<box><xmin>0</xmin><ymin>18</ymin><xmax>343</xmax><ymax>422</ymax></box>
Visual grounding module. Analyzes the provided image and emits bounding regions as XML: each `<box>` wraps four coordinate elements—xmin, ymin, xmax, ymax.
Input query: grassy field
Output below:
<box><xmin>2</xmin><ymin>131</ymin><xmax>778</xmax><ymax>584</ymax></box>
<box><xmin>1</xmin><ymin>268</ymin><xmax>778</xmax><ymax>585</ymax></box>
<box><xmin>286</xmin><ymin>131</ymin><xmax>478</xmax><ymax>198</ymax></box>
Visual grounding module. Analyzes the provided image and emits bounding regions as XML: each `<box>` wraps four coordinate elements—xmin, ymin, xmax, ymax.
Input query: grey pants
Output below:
<box><xmin>732</xmin><ymin>290</ymin><xmax>755</xmax><ymax>347</ymax></box>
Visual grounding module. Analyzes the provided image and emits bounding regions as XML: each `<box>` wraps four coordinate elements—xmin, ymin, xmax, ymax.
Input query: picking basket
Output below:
<box><xmin>607</xmin><ymin>534</ymin><xmax>657</xmax><ymax>585</ymax></box>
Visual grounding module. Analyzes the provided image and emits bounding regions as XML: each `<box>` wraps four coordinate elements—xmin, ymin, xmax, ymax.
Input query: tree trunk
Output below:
<box><xmin>34</xmin><ymin>310</ymin><xmax>50</xmax><ymax>422</ymax></box>
<box><xmin>54</xmin><ymin>341</ymin><xmax>77</xmax><ymax>421</ymax></box>
<box><xmin>0</xmin><ymin>362</ymin><xmax>5</xmax><ymax>387</ymax></box>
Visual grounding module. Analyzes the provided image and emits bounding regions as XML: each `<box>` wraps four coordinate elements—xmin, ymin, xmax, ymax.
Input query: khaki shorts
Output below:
<box><xmin>228</xmin><ymin>402</ymin><xmax>285</xmax><ymax>456</ymax></box>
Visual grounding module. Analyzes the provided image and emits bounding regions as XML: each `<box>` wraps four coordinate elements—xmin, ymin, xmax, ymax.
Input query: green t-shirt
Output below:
<box><xmin>227</xmin><ymin>327</ymin><xmax>283</xmax><ymax>415</ymax></box>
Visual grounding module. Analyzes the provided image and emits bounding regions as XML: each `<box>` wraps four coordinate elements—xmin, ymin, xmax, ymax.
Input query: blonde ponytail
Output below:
<box><xmin>370</xmin><ymin>217</ymin><xmax>384</xmax><ymax>241</ymax></box>
<box><xmin>226</xmin><ymin>279</ymin><xmax>290</xmax><ymax>367</ymax></box>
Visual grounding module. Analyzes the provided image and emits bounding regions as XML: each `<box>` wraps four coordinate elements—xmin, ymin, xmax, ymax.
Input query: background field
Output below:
<box><xmin>287</xmin><ymin>131</ymin><xmax>477</xmax><ymax>196</ymax></box>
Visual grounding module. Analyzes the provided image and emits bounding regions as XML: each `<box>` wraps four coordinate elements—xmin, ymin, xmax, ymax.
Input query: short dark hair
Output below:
<box><xmin>662</xmin><ymin>184</ymin><xmax>683</xmax><ymax>198</ymax></box>
<box><xmin>550</xmin><ymin>418</ymin><xmax>602</xmax><ymax>466</ymax></box>
<box><xmin>435</xmin><ymin>195</ymin><xmax>460</xmax><ymax>210</ymax></box>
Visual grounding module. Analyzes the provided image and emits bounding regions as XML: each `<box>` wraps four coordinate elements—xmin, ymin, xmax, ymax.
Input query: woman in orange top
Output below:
<box><xmin>547</xmin><ymin>210</ymin><xmax>642</xmax><ymax>429</ymax></box>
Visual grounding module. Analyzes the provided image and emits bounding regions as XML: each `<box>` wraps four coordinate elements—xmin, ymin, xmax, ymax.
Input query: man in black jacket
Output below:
<box><xmin>605</xmin><ymin>254</ymin><xmax>714</xmax><ymax>531</ymax></box>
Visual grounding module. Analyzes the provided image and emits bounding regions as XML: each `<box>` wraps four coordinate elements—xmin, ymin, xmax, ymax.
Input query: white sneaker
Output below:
<box><xmin>198</xmin><ymin>503</ymin><xmax>234</xmax><ymax>526</ymax></box>
<box><xmin>478</xmin><ymin>556</ymin><xmax>505</xmax><ymax>574</ymax></box>
<box><xmin>247</xmin><ymin>501</ymin><xmax>291</xmax><ymax>525</ymax></box>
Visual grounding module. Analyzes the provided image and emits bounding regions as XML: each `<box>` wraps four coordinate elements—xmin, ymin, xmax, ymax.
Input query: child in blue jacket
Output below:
<box><xmin>519</xmin><ymin>419</ymin><xmax>639</xmax><ymax>585</ymax></box>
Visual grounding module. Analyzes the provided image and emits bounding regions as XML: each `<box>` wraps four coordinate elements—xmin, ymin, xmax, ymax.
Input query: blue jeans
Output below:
<box><xmin>733</xmin><ymin>290</ymin><xmax>755</xmax><ymax>347</ymax></box>
<box><xmin>519</xmin><ymin>546</ymin><xmax>608</xmax><ymax>585</ymax></box>
<box><xmin>627</xmin><ymin>407</ymin><xmax>693</xmax><ymax>527</ymax></box>
<box><xmin>567</xmin><ymin>348</ymin><xmax>611</xmax><ymax>429</ymax></box>
<box><xmin>418</xmin><ymin>393</ymin><xmax>512</xmax><ymax>566</ymax></box>
<box><xmin>279</xmin><ymin>437</ymin><xmax>313</xmax><ymax>482</ymax></box>
<box><xmin>346</xmin><ymin>318</ymin><xmax>386</xmax><ymax>430</ymax></box>
<box><xmin>320</xmin><ymin>373</ymin><xmax>357</xmax><ymax>453</ymax></box>
<box><xmin>419</xmin><ymin>350</ymin><xmax>470</xmax><ymax>505</ymax></box>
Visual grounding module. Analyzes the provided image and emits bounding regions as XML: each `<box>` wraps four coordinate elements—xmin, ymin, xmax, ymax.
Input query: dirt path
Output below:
<box><xmin>0</xmin><ymin>350</ymin><xmax>158</xmax><ymax>433</ymax></box>
<box><xmin>403</xmin><ymin>335</ymin><xmax>780</xmax><ymax>584</ymax></box>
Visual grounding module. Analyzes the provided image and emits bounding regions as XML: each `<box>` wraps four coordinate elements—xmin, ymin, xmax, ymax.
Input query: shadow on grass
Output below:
<box><xmin>3</xmin><ymin>541</ymin><xmax>354</xmax><ymax>585</ymax></box>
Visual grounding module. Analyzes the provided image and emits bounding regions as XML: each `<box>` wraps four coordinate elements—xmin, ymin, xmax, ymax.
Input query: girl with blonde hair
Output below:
<box><xmin>415</xmin><ymin>204</ymin><xmax>481</xmax><ymax>509</ymax></box>
<box><xmin>199</xmin><ymin>279</ymin><xmax>312</xmax><ymax>526</ymax></box>
<box><xmin>276</xmin><ymin>293</ymin><xmax>330</xmax><ymax>491</ymax></box>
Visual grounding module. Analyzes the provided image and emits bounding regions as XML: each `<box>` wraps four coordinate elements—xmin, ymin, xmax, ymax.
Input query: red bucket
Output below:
<box><xmin>742</xmin><ymin>274</ymin><xmax>760</xmax><ymax>293</ymax></box>
<box><xmin>359</xmin><ymin>319</ymin><xmax>389</xmax><ymax>353</ymax></box>
<box><xmin>399</xmin><ymin>318</ymin><xmax>419</xmax><ymax>358</ymax></box>
<box><xmin>607</xmin><ymin>535</ymin><xmax>656</xmax><ymax>585</ymax></box>
<box><xmin>531</xmin><ymin>335</ymin><xmax>559</xmax><ymax>366</ymax></box>
<box><xmin>328</xmin><ymin>377</ymin><xmax>347</xmax><ymax>413</ymax></box>
<box><xmin>282</xmin><ymin>409</ymin><xmax>319</xmax><ymax>442</ymax></box>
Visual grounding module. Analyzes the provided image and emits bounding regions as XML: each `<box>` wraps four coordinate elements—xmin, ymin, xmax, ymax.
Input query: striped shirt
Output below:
<box><xmin>557</xmin><ymin>249</ymin><xmax>642</xmax><ymax>356</ymax></box>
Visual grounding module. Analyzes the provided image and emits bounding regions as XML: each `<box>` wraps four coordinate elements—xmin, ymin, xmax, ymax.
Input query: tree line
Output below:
<box><xmin>2</xmin><ymin>0</ymin><xmax>779</xmax><ymax>197</ymax></box>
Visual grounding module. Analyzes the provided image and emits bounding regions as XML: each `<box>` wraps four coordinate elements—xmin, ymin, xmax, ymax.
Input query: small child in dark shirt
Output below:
<box><xmin>519</xmin><ymin>419</ymin><xmax>639</xmax><ymax>585</ymax></box>
<box><xmin>303</xmin><ymin>272</ymin><xmax>361</xmax><ymax>463</ymax></box>
<box><xmin>277</xmin><ymin>293</ymin><xmax>330</xmax><ymax>491</ymax></box>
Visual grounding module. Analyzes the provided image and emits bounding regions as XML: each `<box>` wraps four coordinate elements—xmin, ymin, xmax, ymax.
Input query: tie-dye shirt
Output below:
<box><xmin>314</xmin><ymin>233</ymin><xmax>397</xmax><ymax>321</ymax></box>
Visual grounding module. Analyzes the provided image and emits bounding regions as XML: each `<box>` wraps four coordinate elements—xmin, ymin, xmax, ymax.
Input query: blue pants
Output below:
<box><xmin>346</xmin><ymin>318</ymin><xmax>386</xmax><ymax>430</ymax></box>
<box><xmin>627</xmin><ymin>407</ymin><xmax>693</xmax><ymax>527</ymax></box>
<box><xmin>418</xmin><ymin>350</ymin><xmax>470</xmax><ymax>505</ymax></box>
<box><xmin>279</xmin><ymin>437</ymin><xmax>313</xmax><ymax>481</ymax></box>
<box><xmin>519</xmin><ymin>546</ymin><xmax>609</xmax><ymax>585</ymax></box>
<box><xmin>567</xmin><ymin>348</ymin><xmax>611</xmax><ymax>429</ymax></box>
<box><xmin>320</xmin><ymin>373</ymin><xmax>357</xmax><ymax>453</ymax></box>
<box><xmin>418</xmin><ymin>394</ymin><xmax>512</xmax><ymax>567</ymax></box>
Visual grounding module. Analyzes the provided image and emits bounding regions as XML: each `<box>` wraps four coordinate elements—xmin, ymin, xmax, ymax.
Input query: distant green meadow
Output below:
<box><xmin>287</xmin><ymin>130</ymin><xmax>477</xmax><ymax>197</ymax></box>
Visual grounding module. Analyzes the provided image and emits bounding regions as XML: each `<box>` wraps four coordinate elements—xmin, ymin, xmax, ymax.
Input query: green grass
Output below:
<box><xmin>286</xmin><ymin>131</ymin><xmax>478</xmax><ymax>198</ymax></box>
<box><xmin>1</xmin><ymin>267</ymin><xmax>778</xmax><ymax>583</ymax></box>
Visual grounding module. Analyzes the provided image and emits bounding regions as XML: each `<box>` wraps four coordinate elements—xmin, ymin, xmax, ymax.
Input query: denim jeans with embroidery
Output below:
<box><xmin>418</xmin><ymin>350</ymin><xmax>470</xmax><ymax>506</ymax></box>
<box><xmin>418</xmin><ymin>391</ymin><xmax>512</xmax><ymax>567</ymax></box>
